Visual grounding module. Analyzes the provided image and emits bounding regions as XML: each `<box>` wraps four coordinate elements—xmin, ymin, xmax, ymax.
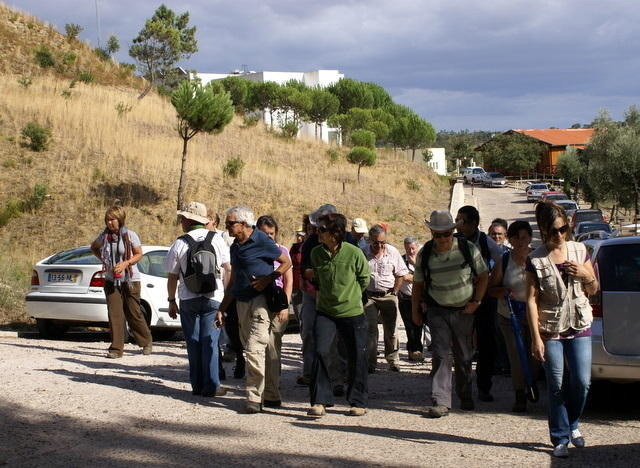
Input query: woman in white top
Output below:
<box><xmin>488</xmin><ymin>220</ymin><xmax>539</xmax><ymax>413</ymax></box>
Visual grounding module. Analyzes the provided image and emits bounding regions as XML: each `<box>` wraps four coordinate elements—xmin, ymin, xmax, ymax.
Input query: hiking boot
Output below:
<box><xmin>296</xmin><ymin>375</ymin><xmax>311</xmax><ymax>386</ymax></box>
<box><xmin>307</xmin><ymin>404</ymin><xmax>326</xmax><ymax>417</ymax></box>
<box><xmin>347</xmin><ymin>407</ymin><xmax>367</xmax><ymax>416</ymax></box>
<box><xmin>512</xmin><ymin>391</ymin><xmax>527</xmax><ymax>413</ymax></box>
<box><xmin>571</xmin><ymin>429</ymin><xmax>586</xmax><ymax>448</ymax></box>
<box><xmin>478</xmin><ymin>390</ymin><xmax>494</xmax><ymax>402</ymax></box>
<box><xmin>106</xmin><ymin>350</ymin><xmax>123</xmax><ymax>359</ymax></box>
<box><xmin>263</xmin><ymin>399</ymin><xmax>282</xmax><ymax>408</ymax></box>
<box><xmin>245</xmin><ymin>401</ymin><xmax>262</xmax><ymax>414</ymax></box>
<box><xmin>425</xmin><ymin>404</ymin><xmax>449</xmax><ymax>418</ymax></box>
<box><xmin>141</xmin><ymin>344</ymin><xmax>153</xmax><ymax>355</ymax></box>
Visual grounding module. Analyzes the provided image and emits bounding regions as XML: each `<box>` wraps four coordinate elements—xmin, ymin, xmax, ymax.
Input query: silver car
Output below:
<box><xmin>482</xmin><ymin>172</ymin><xmax>507</xmax><ymax>187</ymax></box>
<box><xmin>554</xmin><ymin>199</ymin><xmax>579</xmax><ymax>218</ymax></box>
<box><xmin>587</xmin><ymin>236</ymin><xmax>640</xmax><ymax>382</ymax></box>
<box><xmin>526</xmin><ymin>183</ymin><xmax>549</xmax><ymax>202</ymax></box>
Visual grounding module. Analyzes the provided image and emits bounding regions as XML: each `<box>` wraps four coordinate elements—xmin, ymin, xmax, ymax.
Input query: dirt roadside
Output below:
<box><xmin>1</xmin><ymin>332</ymin><xmax>639</xmax><ymax>467</ymax></box>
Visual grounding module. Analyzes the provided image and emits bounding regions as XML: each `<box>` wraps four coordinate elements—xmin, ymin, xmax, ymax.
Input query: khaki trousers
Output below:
<box><xmin>364</xmin><ymin>294</ymin><xmax>400</xmax><ymax>368</ymax></box>
<box><xmin>104</xmin><ymin>281</ymin><xmax>152</xmax><ymax>353</ymax></box>
<box><xmin>237</xmin><ymin>294</ymin><xmax>284</xmax><ymax>404</ymax></box>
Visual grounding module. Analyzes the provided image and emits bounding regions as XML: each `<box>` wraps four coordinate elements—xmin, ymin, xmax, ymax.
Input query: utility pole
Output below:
<box><xmin>95</xmin><ymin>0</ymin><xmax>102</xmax><ymax>48</ymax></box>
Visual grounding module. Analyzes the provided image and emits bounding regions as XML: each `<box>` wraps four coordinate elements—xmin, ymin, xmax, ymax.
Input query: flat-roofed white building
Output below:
<box><xmin>194</xmin><ymin>69</ymin><xmax>344</xmax><ymax>144</ymax></box>
<box><xmin>400</xmin><ymin>147</ymin><xmax>447</xmax><ymax>176</ymax></box>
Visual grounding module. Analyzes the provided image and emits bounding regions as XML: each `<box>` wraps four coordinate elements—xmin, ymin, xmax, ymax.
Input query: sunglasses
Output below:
<box><xmin>549</xmin><ymin>225</ymin><xmax>569</xmax><ymax>236</ymax></box>
<box><xmin>225</xmin><ymin>220</ymin><xmax>241</xmax><ymax>228</ymax></box>
<box><xmin>433</xmin><ymin>231</ymin><xmax>454</xmax><ymax>239</ymax></box>
<box><xmin>318</xmin><ymin>225</ymin><xmax>329</xmax><ymax>233</ymax></box>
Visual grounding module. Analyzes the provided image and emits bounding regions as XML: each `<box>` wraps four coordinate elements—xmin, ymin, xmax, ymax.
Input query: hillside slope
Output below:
<box><xmin>0</xmin><ymin>4</ymin><xmax>448</xmax><ymax>325</ymax></box>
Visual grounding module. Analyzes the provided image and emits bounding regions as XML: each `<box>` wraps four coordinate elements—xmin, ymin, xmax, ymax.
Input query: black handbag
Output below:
<box><xmin>264</xmin><ymin>281</ymin><xmax>288</xmax><ymax>312</ymax></box>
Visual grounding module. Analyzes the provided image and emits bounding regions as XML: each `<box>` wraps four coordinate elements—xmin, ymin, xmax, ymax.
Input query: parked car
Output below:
<box><xmin>481</xmin><ymin>172</ymin><xmax>507</xmax><ymax>187</ymax></box>
<box><xmin>462</xmin><ymin>167</ymin><xmax>486</xmax><ymax>184</ymax></box>
<box><xmin>526</xmin><ymin>183</ymin><xmax>550</xmax><ymax>202</ymax></box>
<box><xmin>554</xmin><ymin>199</ymin><xmax>579</xmax><ymax>218</ymax></box>
<box><xmin>540</xmin><ymin>191</ymin><xmax>569</xmax><ymax>203</ymax></box>
<box><xmin>576</xmin><ymin>230</ymin><xmax>614</xmax><ymax>243</ymax></box>
<box><xmin>571</xmin><ymin>208</ymin><xmax>606</xmax><ymax>229</ymax></box>
<box><xmin>587</xmin><ymin>236</ymin><xmax>640</xmax><ymax>382</ymax></box>
<box><xmin>26</xmin><ymin>245</ymin><xmax>180</xmax><ymax>339</ymax></box>
<box><xmin>574</xmin><ymin>221</ymin><xmax>612</xmax><ymax>237</ymax></box>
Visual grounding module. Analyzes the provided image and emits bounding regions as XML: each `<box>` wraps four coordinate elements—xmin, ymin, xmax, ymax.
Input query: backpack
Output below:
<box><xmin>455</xmin><ymin>231</ymin><xmax>491</xmax><ymax>267</ymax></box>
<box><xmin>421</xmin><ymin>237</ymin><xmax>477</xmax><ymax>288</ymax></box>
<box><xmin>179</xmin><ymin>231</ymin><xmax>219</xmax><ymax>294</ymax></box>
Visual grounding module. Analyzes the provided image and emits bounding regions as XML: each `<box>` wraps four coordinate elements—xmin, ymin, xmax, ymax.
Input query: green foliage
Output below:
<box><xmin>480</xmin><ymin>132</ymin><xmax>544</xmax><ymax>174</ymax></box>
<box><xmin>34</xmin><ymin>46</ymin><xmax>55</xmax><ymax>68</ymax></box>
<box><xmin>61</xmin><ymin>89</ymin><xmax>72</xmax><ymax>99</ymax></box>
<box><xmin>350</xmin><ymin>129</ymin><xmax>376</xmax><ymax>149</ymax></box>
<box><xmin>362</xmin><ymin>82</ymin><xmax>393</xmax><ymax>108</ymax></box>
<box><xmin>219</xmin><ymin>77</ymin><xmax>249</xmax><ymax>112</ymax></box>
<box><xmin>405</xmin><ymin>178</ymin><xmax>421</xmax><ymax>191</ymax></box>
<box><xmin>557</xmin><ymin>147</ymin><xmax>584</xmax><ymax>200</ymax></box>
<box><xmin>94</xmin><ymin>47</ymin><xmax>110</xmax><ymax>61</ymax></box>
<box><xmin>77</xmin><ymin>71</ymin><xmax>94</xmax><ymax>83</ymax></box>
<box><xmin>326</xmin><ymin>78</ymin><xmax>374</xmax><ymax>114</ymax></box>
<box><xmin>61</xmin><ymin>51</ymin><xmax>77</xmax><ymax>66</ymax></box>
<box><xmin>129</xmin><ymin>5</ymin><xmax>198</xmax><ymax>89</ymax></box>
<box><xmin>247</xmin><ymin>81</ymin><xmax>280</xmax><ymax>128</ymax></box>
<box><xmin>115</xmin><ymin>102</ymin><xmax>133</xmax><ymax>117</ymax></box>
<box><xmin>17</xmin><ymin>76</ymin><xmax>32</xmax><ymax>88</ymax></box>
<box><xmin>64</xmin><ymin>23</ymin><xmax>83</xmax><ymax>40</ymax></box>
<box><xmin>222</xmin><ymin>157</ymin><xmax>245</xmax><ymax>178</ymax></box>
<box><xmin>280</xmin><ymin>122</ymin><xmax>299</xmax><ymax>139</ymax></box>
<box><xmin>0</xmin><ymin>200</ymin><xmax>23</xmax><ymax>227</ymax></box>
<box><xmin>21</xmin><ymin>122</ymin><xmax>51</xmax><ymax>152</ymax></box>
<box><xmin>391</xmin><ymin>112</ymin><xmax>436</xmax><ymax>161</ymax></box>
<box><xmin>242</xmin><ymin>115</ymin><xmax>260</xmax><ymax>127</ymax></box>
<box><xmin>22</xmin><ymin>184</ymin><xmax>48</xmax><ymax>213</ymax></box>
<box><xmin>326</xmin><ymin>148</ymin><xmax>341</xmax><ymax>163</ymax></box>
<box><xmin>106</xmin><ymin>35</ymin><xmax>120</xmax><ymax>55</ymax></box>
<box><xmin>422</xmin><ymin>149</ymin><xmax>433</xmax><ymax>163</ymax></box>
<box><xmin>346</xmin><ymin>146</ymin><xmax>377</xmax><ymax>181</ymax></box>
<box><xmin>305</xmin><ymin>89</ymin><xmax>339</xmax><ymax>139</ymax></box>
<box><xmin>2</xmin><ymin>159</ymin><xmax>17</xmax><ymax>169</ymax></box>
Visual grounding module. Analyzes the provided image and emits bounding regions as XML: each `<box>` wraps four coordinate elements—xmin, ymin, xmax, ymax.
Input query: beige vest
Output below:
<box><xmin>529</xmin><ymin>241</ymin><xmax>592</xmax><ymax>336</ymax></box>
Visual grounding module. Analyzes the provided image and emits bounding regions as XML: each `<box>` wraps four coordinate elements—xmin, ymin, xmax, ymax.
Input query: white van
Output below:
<box><xmin>462</xmin><ymin>167</ymin><xmax>486</xmax><ymax>184</ymax></box>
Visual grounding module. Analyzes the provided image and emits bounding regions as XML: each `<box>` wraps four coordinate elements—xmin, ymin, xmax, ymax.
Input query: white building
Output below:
<box><xmin>401</xmin><ymin>147</ymin><xmax>447</xmax><ymax>176</ymax></box>
<box><xmin>194</xmin><ymin>69</ymin><xmax>344</xmax><ymax>144</ymax></box>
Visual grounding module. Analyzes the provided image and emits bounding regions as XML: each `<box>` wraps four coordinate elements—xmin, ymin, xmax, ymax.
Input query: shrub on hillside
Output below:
<box><xmin>62</xmin><ymin>51</ymin><xmax>77</xmax><ymax>67</ymax></box>
<box><xmin>64</xmin><ymin>23</ymin><xmax>83</xmax><ymax>41</ymax></box>
<box><xmin>17</xmin><ymin>76</ymin><xmax>32</xmax><ymax>89</ymax></box>
<box><xmin>21</xmin><ymin>122</ymin><xmax>51</xmax><ymax>152</ymax></box>
<box><xmin>0</xmin><ymin>200</ymin><xmax>23</xmax><ymax>227</ymax></box>
<box><xmin>22</xmin><ymin>184</ymin><xmax>48</xmax><ymax>213</ymax></box>
<box><xmin>34</xmin><ymin>46</ymin><xmax>55</xmax><ymax>68</ymax></box>
<box><xmin>350</xmin><ymin>129</ymin><xmax>376</xmax><ymax>149</ymax></box>
<box><xmin>346</xmin><ymin>146</ymin><xmax>377</xmax><ymax>182</ymax></box>
<box><xmin>405</xmin><ymin>178</ymin><xmax>421</xmax><ymax>191</ymax></box>
<box><xmin>242</xmin><ymin>115</ymin><xmax>259</xmax><ymax>127</ymax></box>
<box><xmin>77</xmin><ymin>71</ymin><xmax>94</xmax><ymax>84</ymax></box>
<box><xmin>223</xmin><ymin>157</ymin><xmax>245</xmax><ymax>179</ymax></box>
<box><xmin>326</xmin><ymin>148</ymin><xmax>341</xmax><ymax>164</ymax></box>
<box><xmin>94</xmin><ymin>47</ymin><xmax>110</xmax><ymax>61</ymax></box>
<box><xmin>280</xmin><ymin>122</ymin><xmax>299</xmax><ymax>139</ymax></box>
<box><xmin>115</xmin><ymin>102</ymin><xmax>133</xmax><ymax>117</ymax></box>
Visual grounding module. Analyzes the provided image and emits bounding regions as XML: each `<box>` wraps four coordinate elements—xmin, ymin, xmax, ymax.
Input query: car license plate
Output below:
<box><xmin>48</xmin><ymin>272</ymin><xmax>79</xmax><ymax>283</ymax></box>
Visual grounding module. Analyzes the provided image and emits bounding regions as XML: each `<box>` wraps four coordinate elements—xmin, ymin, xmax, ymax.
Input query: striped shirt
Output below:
<box><xmin>414</xmin><ymin>239</ymin><xmax>487</xmax><ymax>307</ymax></box>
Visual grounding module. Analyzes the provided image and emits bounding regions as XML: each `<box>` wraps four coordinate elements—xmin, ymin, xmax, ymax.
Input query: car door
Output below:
<box><xmin>137</xmin><ymin>249</ymin><xmax>179</xmax><ymax>327</ymax></box>
<box><xmin>597</xmin><ymin>242</ymin><xmax>640</xmax><ymax>356</ymax></box>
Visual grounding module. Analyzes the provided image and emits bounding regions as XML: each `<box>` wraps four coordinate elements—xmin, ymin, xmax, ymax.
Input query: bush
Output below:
<box><xmin>77</xmin><ymin>71</ymin><xmax>94</xmax><ymax>83</ymax></box>
<box><xmin>350</xmin><ymin>129</ymin><xmax>376</xmax><ymax>149</ymax></box>
<box><xmin>405</xmin><ymin>178</ymin><xmax>421</xmax><ymax>191</ymax></box>
<box><xmin>280</xmin><ymin>122</ymin><xmax>299</xmax><ymax>139</ymax></box>
<box><xmin>242</xmin><ymin>115</ymin><xmax>259</xmax><ymax>127</ymax></box>
<box><xmin>326</xmin><ymin>148</ymin><xmax>341</xmax><ymax>164</ymax></box>
<box><xmin>222</xmin><ymin>157</ymin><xmax>245</xmax><ymax>179</ymax></box>
<box><xmin>17</xmin><ymin>76</ymin><xmax>32</xmax><ymax>89</ymax></box>
<box><xmin>21</xmin><ymin>122</ymin><xmax>51</xmax><ymax>152</ymax></box>
<box><xmin>115</xmin><ymin>102</ymin><xmax>133</xmax><ymax>117</ymax></box>
<box><xmin>34</xmin><ymin>46</ymin><xmax>55</xmax><ymax>68</ymax></box>
<box><xmin>0</xmin><ymin>200</ymin><xmax>23</xmax><ymax>227</ymax></box>
<box><xmin>22</xmin><ymin>184</ymin><xmax>48</xmax><ymax>213</ymax></box>
<box><xmin>94</xmin><ymin>47</ymin><xmax>110</xmax><ymax>61</ymax></box>
<box><xmin>64</xmin><ymin>23</ymin><xmax>83</xmax><ymax>40</ymax></box>
<box><xmin>61</xmin><ymin>51</ymin><xmax>77</xmax><ymax>67</ymax></box>
<box><xmin>61</xmin><ymin>89</ymin><xmax>72</xmax><ymax>99</ymax></box>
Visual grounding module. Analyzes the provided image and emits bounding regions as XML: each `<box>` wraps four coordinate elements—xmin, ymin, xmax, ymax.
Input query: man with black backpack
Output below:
<box><xmin>165</xmin><ymin>201</ymin><xmax>231</xmax><ymax>398</ymax></box>
<box><xmin>455</xmin><ymin>205</ymin><xmax>504</xmax><ymax>403</ymax></box>
<box><xmin>411</xmin><ymin>210</ymin><xmax>488</xmax><ymax>418</ymax></box>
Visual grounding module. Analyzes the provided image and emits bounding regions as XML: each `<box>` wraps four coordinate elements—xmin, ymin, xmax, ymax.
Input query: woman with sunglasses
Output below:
<box><xmin>526</xmin><ymin>201</ymin><xmax>599</xmax><ymax>458</ymax></box>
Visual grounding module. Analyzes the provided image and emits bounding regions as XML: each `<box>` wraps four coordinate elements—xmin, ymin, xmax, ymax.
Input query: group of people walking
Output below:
<box><xmin>91</xmin><ymin>198</ymin><xmax>598</xmax><ymax>458</ymax></box>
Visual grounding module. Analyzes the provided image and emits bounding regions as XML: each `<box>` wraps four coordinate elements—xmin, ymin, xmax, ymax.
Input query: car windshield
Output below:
<box><xmin>531</xmin><ymin>184</ymin><xmax>547</xmax><ymax>190</ymax></box>
<box><xmin>45</xmin><ymin>246</ymin><xmax>101</xmax><ymax>265</ymax></box>
<box><xmin>578</xmin><ymin>223</ymin><xmax>611</xmax><ymax>234</ymax></box>
<box><xmin>547</xmin><ymin>194</ymin><xmax>567</xmax><ymax>200</ymax></box>
<box><xmin>597</xmin><ymin>244</ymin><xmax>640</xmax><ymax>292</ymax></box>
<box><xmin>557</xmin><ymin>202</ymin><xmax>577</xmax><ymax>210</ymax></box>
<box><xmin>575</xmin><ymin>211</ymin><xmax>603</xmax><ymax>223</ymax></box>
<box><xmin>473</xmin><ymin>168</ymin><xmax>484</xmax><ymax>174</ymax></box>
<box><xmin>490</xmin><ymin>173</ymin><xmax>503</xmax><ymax>178</ymax></box>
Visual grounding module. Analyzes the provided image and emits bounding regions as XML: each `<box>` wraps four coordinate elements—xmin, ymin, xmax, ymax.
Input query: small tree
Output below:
<box><xmin>106</xmin><ymin>35</ymin><xmax>120</xmax><ymax>55</ymax></box>
<box><xmin>21</xmin><ymin>122</ymin><xmax>51</xmax><ymax>151</ymax></box>
<box><xmin>248</xmin><ymin>81</ymin><xmax>280</xmax><ymax>130</ymax></box>
<box><xmin>64</xmin><ymin>23</ymin><xmax>83</xmax><ymax>41</ymax></box>
<box><xmin>480</xmin><ymin>132</ymin><xmax>544</xmax><ymax>175</ymax></box>
<box><xmin>347</xmin><ymin>146</ymin><xmax>376</xmax><ymax>182</ymax></box>
<box><xmin>557</xmin><ymin>146</ymin><xmax>584</xmax><ymax>200</ymax></box>
<box><xmin>171</xmin><ymin>80</ymin><xmax>234</xmax><ymax>210</ymax></box>
<box><xmin>304</xmin><ymin>89</ymin><xmax>339</xmax><ymax>139</ymax></box>
<box><xmin>350</xmin><ymin>129</ymin><xmax>375</xmax><ymax>149</ymax></box>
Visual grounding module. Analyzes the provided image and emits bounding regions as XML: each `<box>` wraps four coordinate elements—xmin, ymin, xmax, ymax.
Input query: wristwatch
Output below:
<box><xmin>168</xmin><ymin>297</ymin><xmax>176</xmax><ymax>303</ymax></box>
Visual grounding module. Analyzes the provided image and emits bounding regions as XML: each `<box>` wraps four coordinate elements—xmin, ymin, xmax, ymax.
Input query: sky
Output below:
<box><xmin>7</xmin><ymin>0</ymin><xmax>640</xmax><ymax>132</ymax></box>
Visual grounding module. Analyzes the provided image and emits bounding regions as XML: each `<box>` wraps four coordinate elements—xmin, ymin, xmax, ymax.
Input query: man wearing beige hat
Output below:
<box><xmin>165</xmin><ymin>201</ymin><xmax>231</xmax><ymax>398</ymax></box>
<box><xmin>351</xmin><ymin>218</ymin><xmax>369</xmax><ymax>250</ymax></box>
<box><xmin>411</xmin><ymin>210</ymin><xmax>488</xmax><ymax>418</ymax></box>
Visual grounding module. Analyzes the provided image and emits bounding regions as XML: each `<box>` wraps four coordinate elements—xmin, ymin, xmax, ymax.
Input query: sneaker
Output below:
<box><xmin>307</xmin><ymin>404</ymin><xmax>326</xmax><ymax>417</ymax></box>
<box><xmin>571</xmin><ymin>429</ymin><xmax>586</xmax><ymax>448</ymax></box>
<box><xmin>552</xmin><ymin>443</ymin><xmax>569</xmax><ymax>458</ymax></box>
<box><xmin>478</xmin><ymin>390</ymin><xmax>494</xmax><ymax>402</ymax></box>
<box><xmin>201</xmin><ymin>387</ymin><xmax>227</xmax><ymax>397</ymax></box>
<box><xmin>332</xmin><ymin>385</ymin><xmax>345</xmax><ymax>397</ymax></box>
<box><xmin>347</xmin><ymin>407</ymin><xmax>367</xmax><ymax>416</ymax></box>
<box><xmin>460</xmin><ymin>398</ymin><xmax>475</xmax><ymax>411</ymax></box>
<box><xmin>141</xmin><ymin>344</ymin><xmax>153</xmax><ymax>355</ymax></box>
<box><xmin>263</xmin><ymin>399</ymin><xmax>282</xmax><ymax>408</ymax></box>
<box><xmin>245</xmin><ymin>402</ymin><xmax>262</xmax><ymax>414</ymax></box>
<box><xmin>425</xmin><ymin>404</ymin><xmax>449</xmax><ymax>418</ymax></box>
<box><xmin>296</xmin><ymin>375</ymin><xmax>311</xmax><ymax>386</ymax></box>
<box><xmin>106</xmin><ymin>350</ymin><xmax>123</xmax><ymax>359</ymax></box>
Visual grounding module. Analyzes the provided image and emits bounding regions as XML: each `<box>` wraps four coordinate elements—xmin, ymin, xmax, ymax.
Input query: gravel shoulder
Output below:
<box><xmin>1</xmin><ymin>331</ymin><xmax>639</xmax><ymax>467</ymax></box>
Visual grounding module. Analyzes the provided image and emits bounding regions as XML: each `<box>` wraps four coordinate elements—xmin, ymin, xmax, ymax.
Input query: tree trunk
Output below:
<box><xmin>411</xmin><ymin>148</ymin><xmax>416</xmax><ymax>162</ymax></box>
<box><xmin>357</xmin><ymin>164</ymin><xmax>361</xmax><ymax>182</ymax></box>
<box><xmin>314</xmin><ymin>123</ymin><xmax>318</xmax><ymax>140</ymax></box>
<box><xmin>177</xmin><ymin>136</ymin><xmax>189</xmax><ymax>213</ymax></box>
<box><xmin>318</xmin><ymin>123</ymin><xmax>323</xmax><ymax>142</ymax></box>
<box><xmin>137</xmin><ymin>83</ymin><xmax>153</xmax><ymax>100</ymax></box>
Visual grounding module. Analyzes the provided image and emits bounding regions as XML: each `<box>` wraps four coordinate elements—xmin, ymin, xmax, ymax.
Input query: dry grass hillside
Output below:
<box><xmin>0</xmin><ymin>4</ymin><xmax>449</xmax><ymax>326</ymax></box>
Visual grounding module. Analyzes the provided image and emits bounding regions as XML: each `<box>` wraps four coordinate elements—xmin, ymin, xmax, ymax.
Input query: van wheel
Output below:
<box><xmin>36</xmin><ymin>319</ymin><xmax>69</xmax><ymax>339</ymax></box>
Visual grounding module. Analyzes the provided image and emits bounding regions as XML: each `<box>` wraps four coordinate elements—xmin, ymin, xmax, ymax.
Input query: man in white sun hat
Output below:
<box><xmin>411</xmin><ymin>209</ymin><xmax>488</xmax><ymax>418</ymax></box>
<box><xmin>351</xmin><ymin>218</ymin><xmax>369</xmax><ymax>249</ymax></box>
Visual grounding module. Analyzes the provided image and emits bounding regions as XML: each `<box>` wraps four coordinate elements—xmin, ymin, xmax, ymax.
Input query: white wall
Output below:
<box><xmin>400</xmin><ymin>147</ymin><xmax>447</xmax><ymax>176</ymax></box>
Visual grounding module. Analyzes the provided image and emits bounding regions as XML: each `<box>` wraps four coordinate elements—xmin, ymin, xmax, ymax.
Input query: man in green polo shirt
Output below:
<box><xmin>411</xmin><ymin>210</ymin><xmax>488</xmax><ymax>418</ymax></box>
<box><xmin>305</xmin><ymin>213</ymin><xmax>370</xmax><ymax>418</ymax></box>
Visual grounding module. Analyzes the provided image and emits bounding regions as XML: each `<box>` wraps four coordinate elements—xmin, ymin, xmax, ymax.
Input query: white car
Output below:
<box><xmin>526</xmin><ymin>183</ymin><xmax>550</xmax><ymax>202</ymax></box>
<box><xmin>26</xmin><ymin>245</ymin><xmax>180</xmax><ymax>339</ymax></box>
<box><xmin>586</xmin><ymin>236</ymin><xmax>640</xmax><ymax>382</ymax></box>
<box><xmin>462</xmin><ymin>167</ymin><xmax>486</xmax><ymax>184</ymax></box>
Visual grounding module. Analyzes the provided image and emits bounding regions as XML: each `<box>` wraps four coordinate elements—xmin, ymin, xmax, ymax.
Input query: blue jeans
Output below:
<box><xmin>179</xmin><ymin>297</ymin><xmax>222</xmax><ymax>395</ymax></box>
<box><xmin>543</xmin><ymin>336</ymin><xmax>592</xmax><ymax>446</ymax></box>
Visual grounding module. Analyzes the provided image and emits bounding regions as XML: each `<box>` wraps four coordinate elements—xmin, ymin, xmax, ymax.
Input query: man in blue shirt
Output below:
<box><xmin>219</xmin><ymin>206</ymin><xmax>292</xmax><ymax>414</ymax></box>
